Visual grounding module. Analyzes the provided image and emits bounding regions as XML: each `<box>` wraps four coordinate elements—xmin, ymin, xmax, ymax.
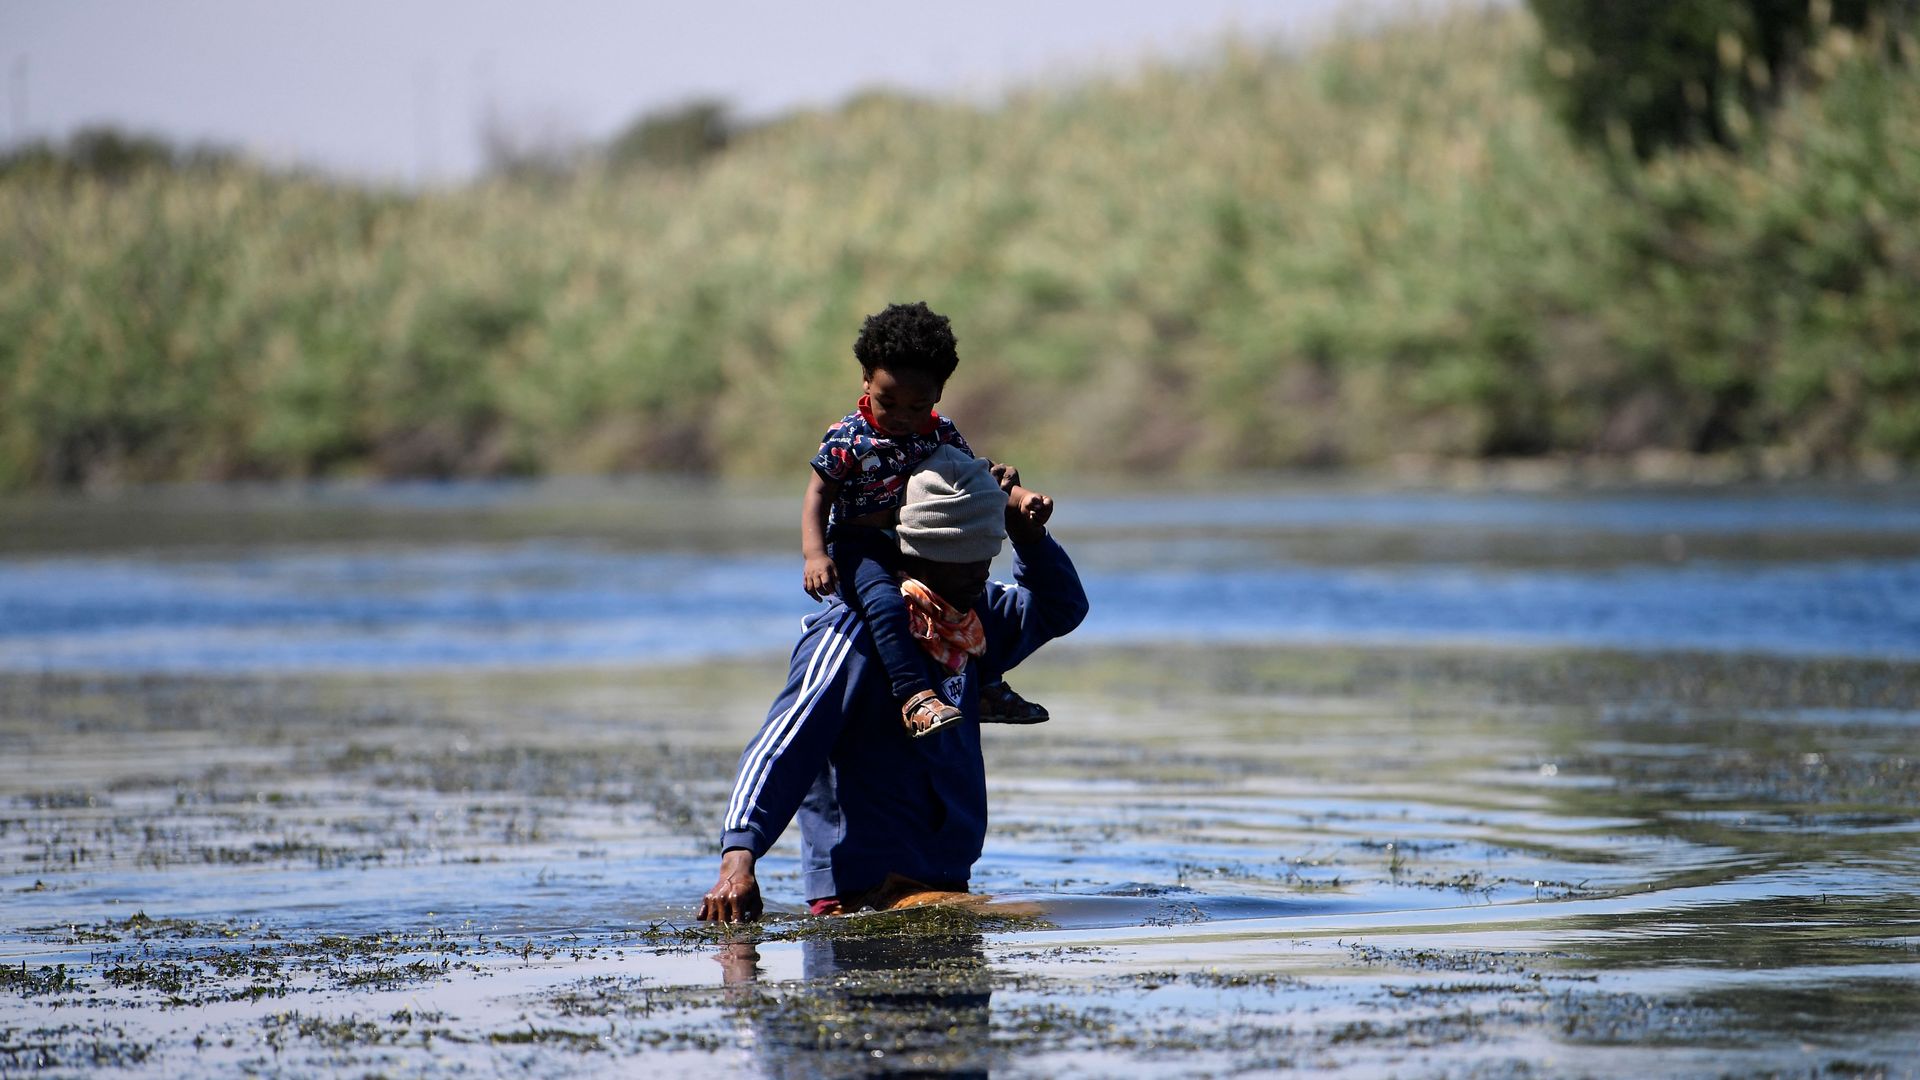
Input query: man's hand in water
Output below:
<box><xmin>698</xmin><ymin>848</ymin><xmax>763</xmax><ymax>922</ymax></box>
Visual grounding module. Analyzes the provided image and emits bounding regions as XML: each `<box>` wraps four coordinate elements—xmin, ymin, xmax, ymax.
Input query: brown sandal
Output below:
<box><xmin>902</xmin><ymin>689</ymin><xmax>963</xmax><ymax>738</ymax></box>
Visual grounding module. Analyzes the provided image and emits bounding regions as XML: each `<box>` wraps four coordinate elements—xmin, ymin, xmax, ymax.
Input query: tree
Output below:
<box><xmin>606</xmin><ymin>99</ymin><xmax>732</xmax><ymax>171</ymax></box>
<box><xmin>1528</xmin><ymin>0</ymin><xmax>1912</xmax><ymax>157</ymax></box>
<box><xmin>0</xmin><ymin>126</ymin><xmax>235</xmax><ymax>182</ymax></box>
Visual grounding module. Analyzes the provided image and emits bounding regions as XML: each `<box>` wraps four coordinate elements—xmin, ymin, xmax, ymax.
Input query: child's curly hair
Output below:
<box><xmin>853</xmin><ymin>302</ymin><xmax>959</xmax><ymax>384</ymax></box>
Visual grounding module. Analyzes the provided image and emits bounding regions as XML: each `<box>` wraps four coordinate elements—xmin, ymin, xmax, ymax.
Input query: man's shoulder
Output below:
<box><xmin>798</xmin><ymin>599</ymin><xmax>884</xmax><ymax>657</ymax></box>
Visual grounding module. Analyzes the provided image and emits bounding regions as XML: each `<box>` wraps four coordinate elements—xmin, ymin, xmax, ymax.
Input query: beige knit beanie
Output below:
<box><xmin>896</xmin><ymin>445</ymin><xmax>1007</xmax><ymax>563</ymax></box>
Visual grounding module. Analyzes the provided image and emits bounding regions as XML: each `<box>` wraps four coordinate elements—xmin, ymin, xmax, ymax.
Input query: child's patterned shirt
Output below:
<box><xmin>811</xmin><ymin>397</ymin><xmax>973</xmax><ymax>523</ymax></box>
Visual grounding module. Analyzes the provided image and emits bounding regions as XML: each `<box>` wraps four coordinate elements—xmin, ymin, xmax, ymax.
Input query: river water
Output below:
<box><xmin>1</xmin><ymin>481</ymin><xmax>1917</xmax><ymax>1076</ymax></box>
<box><xmin>3</xmin><ymin>482</ymin><xmax>1919</xmax><ymax>671</ymax></box>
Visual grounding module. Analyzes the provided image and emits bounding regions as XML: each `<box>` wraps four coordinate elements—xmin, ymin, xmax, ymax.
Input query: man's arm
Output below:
<box><xmin>699</xmin><ymin>605</ymin><xmax>860</xmax><ymax>920</ymax></box>
<box><xmin>981</xmin><ymin>508</ymin><xmax>1090</xmax><ymax>673</ymax></box>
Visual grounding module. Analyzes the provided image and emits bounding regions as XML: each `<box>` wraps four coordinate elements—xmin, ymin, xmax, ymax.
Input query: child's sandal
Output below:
<box><xmin>980</xmin><ymin>682</ymin><xmax>1049</xmax><ymax>725</ymax></box>
<box><xmin>902</xmin><ymin>689</ymin><xmax>963</xmax><ymax>739</ymax></box>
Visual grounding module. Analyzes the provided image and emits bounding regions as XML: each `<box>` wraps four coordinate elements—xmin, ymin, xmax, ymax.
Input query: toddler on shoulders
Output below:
<box><xmin>802</xmin><ymin>302</ymin><xmax>1051</xmax><ymax>738</ymax></box>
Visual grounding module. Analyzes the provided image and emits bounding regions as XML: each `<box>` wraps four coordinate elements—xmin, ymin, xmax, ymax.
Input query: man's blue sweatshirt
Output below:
<box><xmin>719</xmin><ymin>532</ymin><xmax>1089</xmax><ymax>902</ymax></box>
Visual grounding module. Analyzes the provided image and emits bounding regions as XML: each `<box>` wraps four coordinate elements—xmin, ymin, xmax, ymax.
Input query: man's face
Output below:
<box><xmin>862</xmin><ymin>367</ymin><xmax>942</xmax><ymax>438</ymax></box>
<box><xmin>900</xmin><ymin>555</ymin><xmax>993</xmax><ymax>610</ymax></box>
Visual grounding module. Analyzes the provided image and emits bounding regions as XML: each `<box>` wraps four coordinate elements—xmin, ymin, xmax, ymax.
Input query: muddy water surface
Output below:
<box><xmin>2</xmin><ymin>483</ymin><xmax>1918</xmax><ymax>1077</ymax></box>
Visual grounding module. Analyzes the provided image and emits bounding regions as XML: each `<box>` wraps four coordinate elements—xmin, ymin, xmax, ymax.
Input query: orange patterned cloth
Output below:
<box><xmin>899</xmin><ymin>577</ymin><xmax>986</xmax><ymax>674</ymax></box>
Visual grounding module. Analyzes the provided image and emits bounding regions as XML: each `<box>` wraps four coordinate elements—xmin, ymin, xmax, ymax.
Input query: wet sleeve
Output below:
<box><xmin>810</xmin><ymin>426</ymin><xmax>859</xmax><ymax>485</ymax></box>
<box><xmin>719</xmin><ymin>606</ymin><xmax>861</xmax><ymax>856</ymax></box>
<box><xmin>980</xmin><ymin>533</ymin><xmax>1090</xmax><ymax>674</ymax></box>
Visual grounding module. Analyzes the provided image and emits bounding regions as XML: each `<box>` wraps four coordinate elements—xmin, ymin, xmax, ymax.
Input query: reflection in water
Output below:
<box><xmin>1563</xmin><ymin>896</ymin><xmax>1920</xmax><ymax>1041</ymax></box>
<box><xmin>719</xmin><ymin>933</ymin><xmax>993</xmax><ymax>1079</ymax></box>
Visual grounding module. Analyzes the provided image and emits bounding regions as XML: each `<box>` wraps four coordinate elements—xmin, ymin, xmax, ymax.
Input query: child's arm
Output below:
<box><xmin>802</xmin><ymin>473</ymin><xmax>840</xmax><ymax>601</ymax></box>
<box><xmin>987</xmin><ymin>461</ymin><xmax>1053</xmax><ymax>526</ymax></box>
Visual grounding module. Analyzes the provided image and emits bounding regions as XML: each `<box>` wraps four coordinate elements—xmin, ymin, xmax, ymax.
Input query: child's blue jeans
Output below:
<box><xmin>828</xmin><ymin>524</ymin><xmax>931</xmax><ymax>702</ymax></box>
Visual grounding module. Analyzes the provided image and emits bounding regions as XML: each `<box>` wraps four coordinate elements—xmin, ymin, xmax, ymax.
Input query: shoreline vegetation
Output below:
<box><xmin>4</xmin><ymin>8</ymin><xmax>1918</xmax><ymax>492</ymax></box>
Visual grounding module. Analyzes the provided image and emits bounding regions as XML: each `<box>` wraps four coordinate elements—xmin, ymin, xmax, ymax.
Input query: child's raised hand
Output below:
<box><xmin>987</xmin><ymin>459</ymin><xmax>1052</xmax><ymax>527</ymax></box>
<box><xmin>1018</xmin><ymin>489</ymin><xmax>1053</xmax><ymax>526</ymax></box>
<box><xmin>803</xmin><ymin>555</ymin><xmax>838</xmax><ymax>602</ymax></box>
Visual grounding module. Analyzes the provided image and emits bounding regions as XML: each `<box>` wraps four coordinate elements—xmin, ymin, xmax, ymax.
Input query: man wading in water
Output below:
<box><xmin>698</xmin><ymin>446</ymin><xmax>1088</xmax><ymax>920</ymax></box>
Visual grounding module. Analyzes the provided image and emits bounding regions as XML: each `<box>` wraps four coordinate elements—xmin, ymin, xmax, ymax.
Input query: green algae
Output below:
<box><xmin>768</xmin><ymin>904</ymin><xmax>1052</xmax><ymax>941</ymax></box>
<box><xmin>0</xmin><ymin>1022</ymin><xmax>154</xmax><ymax>1072</ymax></box>
<box><xmin>0</xmin><ymin>963</ymin><xmax>76</xmax><ymax>997</ymax></box>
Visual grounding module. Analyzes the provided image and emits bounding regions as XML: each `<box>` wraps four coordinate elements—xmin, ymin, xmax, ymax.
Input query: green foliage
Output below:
<box><xmin>607</xmin><ymin>99</ymin><xmax>733</xmax><ymax>171</ymax></box>
<box><xmin>1607</xmin><ymin>40</ymin><xmax>1920</xmax><ymax>461</ymax></box>
<box><xmin>2</xmin><ymin>7</ymin><xmax>1917</xmax><ymax>489</ymax></box>
<box><xmin>0</xmin><ymin>125</ymin><xmax>238</xmax><ymax>183</ymax></box>
<box><xmin>1528</xmin><ymin>0</ymin><xmax>1911</xmax><ymax>157</ymax></box>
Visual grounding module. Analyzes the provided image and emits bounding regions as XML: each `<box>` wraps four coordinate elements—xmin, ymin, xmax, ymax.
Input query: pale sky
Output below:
<box><xmin>1</xmin><ymin>0</ymin><xmax>1408</xmax><ymax>184</ymax></box>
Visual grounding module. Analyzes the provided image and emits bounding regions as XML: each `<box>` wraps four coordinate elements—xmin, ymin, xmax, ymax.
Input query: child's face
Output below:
<box><xmin>862</xmin><ymin>368</ymin><xmax>943</xmax><ymax>437</ymax></box>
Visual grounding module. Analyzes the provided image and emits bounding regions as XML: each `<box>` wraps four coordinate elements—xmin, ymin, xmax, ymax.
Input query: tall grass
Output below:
<box><xmin>2</xmin><ymin>7</ymin><xmax>1914</xmax><ymax>489</ymax></box>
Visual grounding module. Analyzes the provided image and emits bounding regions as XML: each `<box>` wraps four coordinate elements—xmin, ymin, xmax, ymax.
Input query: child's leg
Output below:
<box><xmin>830</xmin><ymin>527</ymin><xmax>933</xmax><ymax>703</ymax></box>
